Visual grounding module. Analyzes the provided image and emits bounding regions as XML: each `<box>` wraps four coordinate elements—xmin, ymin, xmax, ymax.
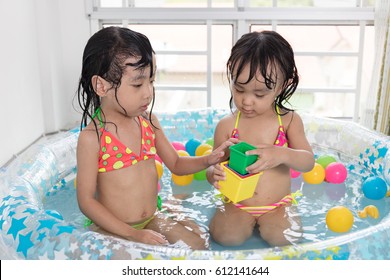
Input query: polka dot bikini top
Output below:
<box><xmin>95</xmin><ymin>109</ymin><xmax>157</xmax><ymax>173</ymax></box>
<box><xmin>231</xmin><ymin>107</ymin><xmax>289</xmax><ymax>147</ymax></box>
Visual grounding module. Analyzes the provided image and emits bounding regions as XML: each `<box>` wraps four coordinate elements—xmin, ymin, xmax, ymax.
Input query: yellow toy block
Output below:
<box><xmin>218</xmin><ymin>161</ymin><xmax>261</xmax><ymax>203</ymax></box>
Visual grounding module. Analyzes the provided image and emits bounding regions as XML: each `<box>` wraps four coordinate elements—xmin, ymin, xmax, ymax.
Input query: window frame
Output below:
<box><xmin>85</xmin><ymin>0</ymin><xmax>375</xmax><ymax>121</ymax></box>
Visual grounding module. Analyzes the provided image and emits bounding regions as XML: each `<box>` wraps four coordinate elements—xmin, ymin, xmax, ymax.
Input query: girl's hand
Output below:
<box><xmin>211</xmin><ymin>163</ymin><xmax>226</xmax><ymax>189</ymax></box>
<box><xmin>245</xmin><ymin>144</ymin><xmax>285</xmax><ymax>173</ymax></box>
<box><xmin>206</xmin><ymin>138</ymin><xmax>238</xmax><ymax>165</ymax></box>
<box><xmin>127</xmin><ymin>229</ymin><xmax>169</xmax><ymax>245</ymax></box>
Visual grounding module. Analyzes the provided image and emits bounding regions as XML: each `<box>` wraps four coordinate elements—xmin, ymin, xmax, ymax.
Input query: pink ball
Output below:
<box><xmin>290</xmin><ymin>168</ymin><xmax>301</xmax><ymax>178</ymax></box>
<box><xmin>325</xmin><ymin>162</ymin><xmax>347</xmax><ymax>184</ymax></box>
<box><xmin>171</xmin><ymin>141</ymin><xmax>186</xmax><ymax>151</ymax></box>
<box><xmin>157</xmin><ymin>182</ymin><xmax>161</xmax><ymax>192</ymax></box>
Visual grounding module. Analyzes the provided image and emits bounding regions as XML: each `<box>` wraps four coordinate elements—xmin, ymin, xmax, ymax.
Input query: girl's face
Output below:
<box><xmin>112</xmin><ymin>55</ymin><xmax>156</xmax><ymax>117</ymax></box>
<box><xmin>231</xmin><ymin>63</ymin><xmax>283</xmax><ymax>117</ymax></box>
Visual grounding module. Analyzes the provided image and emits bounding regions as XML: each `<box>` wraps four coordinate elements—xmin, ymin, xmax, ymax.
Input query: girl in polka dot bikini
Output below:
<box><xmin>76</xmin><ymin>27</ymin><xmax>236</xmax><ymax>249</ymax></box>
<box><xmin>207</xmin><ymin>31</ymin><xmax>315</xmax><ymax>247</ymax></box>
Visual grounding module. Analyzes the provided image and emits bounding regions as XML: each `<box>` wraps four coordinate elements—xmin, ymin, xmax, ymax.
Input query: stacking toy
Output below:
<box><xmin>362</xmin><ymin>176</ymin><xmax>387</xmax><ymax>200</ymax></box>
<box><xmin>218</xmin><ymin>161</ymin><xmax>261</xmax><ymax>203</ymax></box>
<box><xmin>357</xmin><ymin>205</ymin><xmax>379</xmax><ymax>219</ymax></box>
<box><xmin>326</xmin><ymin>206</ymin><xmax>354</xmax><ymax>233</ymax></box>
<box><xmin>228</xmin><ymin>142</ymin><xmax>257</xmax><ymax>175</ymax></box>
<box><xmin>325</xmin><ymin>162</ymin><xmax>347</xmax><ymax>184</ymax></box>
<box><xmin>303</xmin><ymin>163</ymin><xmax>325</xmax><ymax>184</ymax></box>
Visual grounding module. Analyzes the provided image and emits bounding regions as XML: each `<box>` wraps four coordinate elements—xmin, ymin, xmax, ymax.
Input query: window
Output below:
<box><xmin>87</xmin><ymin>0</ymin><xmax>375</xmax><ymax>120</ymax></box>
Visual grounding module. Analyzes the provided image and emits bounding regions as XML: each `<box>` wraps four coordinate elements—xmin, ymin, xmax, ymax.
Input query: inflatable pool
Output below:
<box><xmin>0</xmin><ymin>109</ymin><xmax>389</xmax><ymax>260</ymax></box>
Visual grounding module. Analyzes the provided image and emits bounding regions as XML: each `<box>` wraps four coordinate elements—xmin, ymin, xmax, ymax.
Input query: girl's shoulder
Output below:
<box><xmin>78</xmin><ymin>122</ymin><xmax>101</xmax><ymax>147</ymax></box>
<box><xmin>216</xmin><ymin>111</ymin><xmax>236</xmax><ymax>129</ymax></box>
<box><xmin>280</xmin><ymin>110</ymin><xmax>304</xmax><ymax>134</ymax></box>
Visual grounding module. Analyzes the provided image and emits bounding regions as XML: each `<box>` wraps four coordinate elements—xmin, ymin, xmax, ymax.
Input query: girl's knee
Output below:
<box><xmin>210</xmin><ymin>222</ymin><xmax>253</xmax><ymax>247</ymax></box>
<box><xmin>258</xmin><ymin>224</ymin><xmax>290</xmax><ymax>247</ymax></box>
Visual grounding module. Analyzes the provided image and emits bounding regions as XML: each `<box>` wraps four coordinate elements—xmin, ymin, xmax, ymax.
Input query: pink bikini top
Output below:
<box><xmin>231</xmin><ymin>107</ymin><xmax>289</xmax><ymax>147</ymax></box>
<box><xmin>97</xmin><ymin>115</ymin><xmax>156</xmax><ymax>173</ymax></box>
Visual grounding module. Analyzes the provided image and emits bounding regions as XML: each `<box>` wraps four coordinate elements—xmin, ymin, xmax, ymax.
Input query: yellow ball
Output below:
<box><xmin>172</xmin><ymin>149</ymin><xmax>193</xmax><ymax>186</ymax></box>
<box><xmin>155</xmin><ymin>160</ymin><xmax>163</xmax><ymax>180</ymax></box>
<box><xmin>326</xmin><ymin>206</ymin><xmax>354</xmax><ymax>233</ymax></box>
<box><xmin>303</xmin><ymin>163</ymin><xmax>325</xmax><ymax>184</ymax></box>
<box><xmin>177</xmin><ymin>150</ymin><xmax>190</xmax><ymax>157</ymax></box>
<box><xmin>73</xmin><ymin>178</ymin><xmax>77</xmax><ymax>188</ymax></box>
<box><xmin>172</xmin><ymin>173</ymin><xmax>193</xmax><ymax>186</ymax></box>
<box><xmin>195</xmin><ymin>144</ymin><xmax>213</xmax><ymax>156</ymax></box>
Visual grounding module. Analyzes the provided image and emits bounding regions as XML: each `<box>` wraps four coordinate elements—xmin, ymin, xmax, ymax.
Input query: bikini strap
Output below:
<box><xmin>276</xmin><ymin>106</ymin><xmax>283</xmax><ymax>126</ymax></box>
<box><xmin>92</xmin><ymin>107</ymin><xmax>104</xmax><ymax>128</ymax></box>
<box><xmin>234</xmin><ymin>111</ymin><xmax>241</xmax><ymax>129</ymax></box>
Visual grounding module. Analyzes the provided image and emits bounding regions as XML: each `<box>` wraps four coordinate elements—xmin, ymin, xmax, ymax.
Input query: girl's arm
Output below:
<box><xmin>76</xmin><ymin>129</ymin><xmax>166</xmax><ymax>245</ymax></box>
<box><xmin>151</xmin><ymin>113</ymin><xmax>236</xmax><ymax>175</ymax></box>
<box><xmin>206</xmin><ymin>117</ymin><xmax>233</xmax><ymax>187</ymax></box>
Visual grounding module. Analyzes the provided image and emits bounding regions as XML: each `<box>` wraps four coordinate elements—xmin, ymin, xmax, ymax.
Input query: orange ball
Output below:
<box><xmin>155</xmin><ymin>160</ymin><xmax>163</xmax><ymax>180</ymax></box>
<box><xmin>303</xmin><ymin>163</ymin><xmax>325</xmax><ymax>184</ymax></box>
<box><xmin>172</xmin><ymin>173</ymin><xmax>193</xmax><ymax>186</ymax></box>
<box><xmin>326</xmin><ymin>206</ymin><xmax>354</xmax><ymax>233</ymax></box>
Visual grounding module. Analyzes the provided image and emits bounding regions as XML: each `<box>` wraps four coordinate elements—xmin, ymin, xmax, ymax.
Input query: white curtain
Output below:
<box><xmin>361</xmin><ymin>0</ymin><xmax>390</xmax><ymax>135</ymax></box>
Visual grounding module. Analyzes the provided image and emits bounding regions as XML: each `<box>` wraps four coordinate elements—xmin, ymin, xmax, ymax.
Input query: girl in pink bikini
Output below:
<box><xmin>76</xmin><ymin>26</ymin><xmax>236</xmax><ymax>250</ymax></box>
<box><xmin>207</xmin><ymin>30</ymin><xmax>315</xmax><ymax>247</ymax></box>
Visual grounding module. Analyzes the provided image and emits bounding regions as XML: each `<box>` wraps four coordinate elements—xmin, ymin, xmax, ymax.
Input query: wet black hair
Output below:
<box><xmin>227</xmin><ymin>30</ymin><xmax>299</xmax><ymax>114</ymax></box>
<box><xmin>76</xmin><ymin>26</ymin><xmax>155</xmax><ymax>132</ymax></box>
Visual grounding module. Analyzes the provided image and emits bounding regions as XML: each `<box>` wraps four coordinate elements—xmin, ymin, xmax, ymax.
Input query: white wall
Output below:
<box><xmin>0</xmin><ymin>0</ymin><xmax>90</xmax><ymax>166</ymax></box>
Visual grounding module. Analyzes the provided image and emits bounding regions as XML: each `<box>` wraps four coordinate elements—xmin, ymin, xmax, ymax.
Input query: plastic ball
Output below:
<box><xmin>172</xmin><ymin>149</ymin><xmax>193</xmax><ymax>185</ymax></box>
<box><xmin>326</xmin><ymin>206</ymin><xmax>354</xmax><ymax>233</ymax></box>
<box><xmin>302</xmin><ymin>163</ymin><xmax>325</xmax><ymax>184</ymax></box>
<box><xmin>194</xmin><ymin>169</ymin><xmax>207</xmax><ymax>180</ymax></box>
<box><xmin>290</xmin><ymin>169</ymin><xmax>301</xmax><ymax>178</ymax></box>
<box><xmin>316</xmin><ymin>155</ymin><xmax>337</xmax><ymax>169</ymax></box>
<box><xmin>195</xmin><ymin>143</ymin><xmax>213</xmax><ymax>156</ymax></box>
<box><xmin>205</xmin><ymin>138</ymin><xmax>214</xmax><ymax>147</ymax></box>
<box><xmin>73</xmin><ymin>178</ymin><xmax>77</xmax><ymax>188</ymax></box>
<box><xmin>194</xmin><ymin>149</ymin><xmax>211</xmax><ymax>181</ymax></box>
<box><xmin>185</xmin><ymin>139</ymin><xmax>202</xmax><ymax>156</ymax></box>
<box><xmin>177</xmin><ymin>150</ymin><xmax>190</xmax><ymax>157</ymax></box>
<box><xmin>155</xmin><ymin>160</ymin><xmax>163</xmax><ymax>180</ymax></box>
<box><xmin>172</xmin><ymin>173</ymin><xmax>193</xmax><ymax>186</ymax></box>
<box><xmin>157</xmin><ymin>182</ymin><xmax>161</xmax><ymax>192</ymax></box>
<box><xmin>171</xmin><ymin>141</ymin><xmax>185</xmax><ymax>151</ymax></box>
<box><xmin>362</xmin><ymin>176</ymin><xmax>388</xmax><ymax>200</ymax></box>
<box><xmin>325</xmin><ymin>162</ymin><xmax>348</xmax><ymax>184</ymax></box>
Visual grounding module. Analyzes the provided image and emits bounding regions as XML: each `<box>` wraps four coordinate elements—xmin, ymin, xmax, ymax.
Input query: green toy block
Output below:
<box><xmin>229</xmin><ymin>142</ymin><xmax>258</xmax><ymax>175</ymax></box>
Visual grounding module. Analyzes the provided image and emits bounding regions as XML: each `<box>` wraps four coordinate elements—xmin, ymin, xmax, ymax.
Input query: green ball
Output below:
<box><xmin>194</xmin><ymin>169</ymin><xmax>207</xmax><ymax>180</ymax></box>
<box><xmin>316</xmin><ymin>155</ymin><xmax>337</xmax><ymax>169</ymax></box>
<box><xmin>205</xmin><ymin>138</ymin><xmax>214</xmax><ymax>147</ymax></box>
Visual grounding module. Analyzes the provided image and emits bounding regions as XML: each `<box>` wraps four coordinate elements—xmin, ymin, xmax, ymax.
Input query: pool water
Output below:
<box><xmin>43</xmin><ymin>146</ymin><xmax>390</xmax><ymax>252</ymax></box>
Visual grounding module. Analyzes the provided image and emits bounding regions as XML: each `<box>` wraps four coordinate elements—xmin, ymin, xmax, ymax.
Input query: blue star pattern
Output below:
<box><xmin>17</xmin><ymin>231</ymin><xmax>34</xmax><ymax>258</ymax></box>
<box><xmin>7</xmin><ymin>217</ymin><xmax>27</xmax><ymax>240</ymax></box>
